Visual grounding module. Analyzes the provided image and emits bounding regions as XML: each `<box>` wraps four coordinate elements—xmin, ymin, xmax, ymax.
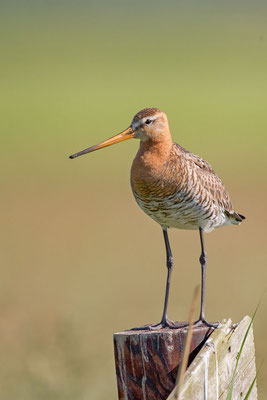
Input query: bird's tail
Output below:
<box><xmin>225</xmin><ymin>211</ymin><xmax>246</xmax><ymax>225</ymax></box>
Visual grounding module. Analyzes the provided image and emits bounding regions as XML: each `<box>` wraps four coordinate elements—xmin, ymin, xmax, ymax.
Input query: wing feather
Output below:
<box><xmin>173</xmin><ymin>143</ymin><xmax>235</xmax><ymax>214</ymax></box>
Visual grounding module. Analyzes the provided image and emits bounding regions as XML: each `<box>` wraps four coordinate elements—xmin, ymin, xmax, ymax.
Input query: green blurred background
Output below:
<box><xmin>1</xmin><ymin>0</ymin><xmax>267</xmax><ymax>398</ymax></box>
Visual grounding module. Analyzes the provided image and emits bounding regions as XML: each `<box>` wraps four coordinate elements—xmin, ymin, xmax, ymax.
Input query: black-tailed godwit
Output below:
<box><xmin>70</xmin><ymin>108</ymin><xmax>245</xmax><ymax>329</ymax></box>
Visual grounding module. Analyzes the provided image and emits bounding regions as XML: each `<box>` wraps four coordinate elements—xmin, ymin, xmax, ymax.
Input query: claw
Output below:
<box><xmin>129</xmin><ymin>319</ymin><xmax>188</xmax><ymax>331</ymax></box>
<box><xmin>194</xmin><ymin>318</ymin><xmax>219</xmax><ymax>328</ymax></box>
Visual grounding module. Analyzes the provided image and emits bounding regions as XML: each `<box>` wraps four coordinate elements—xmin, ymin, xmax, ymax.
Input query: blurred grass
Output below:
<box><xmin>1</xmin><ymin>1</ymin><xmax>267</xmax><ymax>398</ymax></box>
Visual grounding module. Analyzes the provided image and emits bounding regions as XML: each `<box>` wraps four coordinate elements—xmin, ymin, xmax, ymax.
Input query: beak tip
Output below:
<box><xmin>69</xmin><ymin>126</ymin><xmax>133</xmax><ymax>160</ymax></box>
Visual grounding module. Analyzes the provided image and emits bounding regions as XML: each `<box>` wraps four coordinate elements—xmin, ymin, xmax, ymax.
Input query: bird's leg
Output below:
<box><xmin>194</xmin><ymin>228</ymin><xmax>218</xmax><ymax>328</ymax></box>
<box><xmin>199</xmin><ymin>227</ymin><xmax>207</xmax><ymax>322</ymax></box>
<box><xmin>130</xmin><ymin>228</ymin><xmax>187</xmax><ymax>331</ymax></box>
<box><xmin>159</xmin><ymin>228</ymin><xmax>174</xmax><ymax>327</ymax></box>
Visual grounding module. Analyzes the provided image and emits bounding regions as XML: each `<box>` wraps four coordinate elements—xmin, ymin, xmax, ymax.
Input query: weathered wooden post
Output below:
<box><xmin>114</xmin><ymin>316</ymin><xmax>257</xmax><ymax>400</ymax></box>
<box><xmin>114</xmin><ymin>323</ymin><xmax>213</xmax><ymax>399</ymax></box>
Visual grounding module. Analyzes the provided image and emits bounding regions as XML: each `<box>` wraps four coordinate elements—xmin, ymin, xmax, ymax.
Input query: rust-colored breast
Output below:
<box><xmin>131</xmin><ymin>142</ymin><xmax>237</xmax><ymax>231</ymax></box>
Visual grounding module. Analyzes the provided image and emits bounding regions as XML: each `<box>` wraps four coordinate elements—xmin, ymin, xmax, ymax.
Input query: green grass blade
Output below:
<box><xmin>243</xmin><ymin>360</ymin><xmax>264</xmax><ymax>400</ymax></box>
<box><xmin>243</xmin><ymin>375</ymin><xmax>257</xmax><ymax>400</ymax></box>
<box><xmin>226</xmin><ymin>301</ymin><xmax>260</xmax><ymax>400</ymax></box>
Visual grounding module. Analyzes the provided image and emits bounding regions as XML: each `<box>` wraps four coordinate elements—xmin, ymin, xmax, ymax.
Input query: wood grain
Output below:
<box><xmin>114</xmin><ymin>325</ymin><xmax>213</xmax><ymax>400</ymax></box>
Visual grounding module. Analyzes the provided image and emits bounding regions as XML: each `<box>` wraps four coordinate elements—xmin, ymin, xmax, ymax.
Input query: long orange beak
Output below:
<box><xmin>69</xmin><ymin>127</ymin><xmax>135</xmax><ymax>159</ymax></box>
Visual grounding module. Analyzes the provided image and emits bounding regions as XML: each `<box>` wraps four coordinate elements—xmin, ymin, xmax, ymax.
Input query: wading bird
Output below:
<box><xmin>70</xmin><ymin>108</ymin><xmax>245</xmax><ymax>329</ymax></box>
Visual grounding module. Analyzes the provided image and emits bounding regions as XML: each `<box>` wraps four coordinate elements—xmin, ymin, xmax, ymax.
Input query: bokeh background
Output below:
<box><xmin>1</xmin><ymin>0</ymin><xmax>267</xmax><ymax>398</ymax></box>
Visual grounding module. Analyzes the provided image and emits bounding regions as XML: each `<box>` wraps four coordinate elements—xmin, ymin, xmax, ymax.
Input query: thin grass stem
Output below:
<box><xmin>167</xmin><ymin>284</ymin><xmax>200</xmax><ymax>400</ymax></box>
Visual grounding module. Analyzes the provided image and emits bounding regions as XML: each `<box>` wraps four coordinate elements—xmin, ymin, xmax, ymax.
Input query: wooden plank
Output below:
<box><xmin>113</xmin><ymin>324</ymin><xmax>215</xmax><ymax>400</ymax></box>
<box><xmin>171</xmin><ymin>316</ymin><xmax>257</xmax><ymax>400</ymax></box>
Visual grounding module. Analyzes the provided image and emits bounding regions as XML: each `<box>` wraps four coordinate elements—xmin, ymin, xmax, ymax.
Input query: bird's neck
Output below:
<box><xmin>139</xmin><ymin>134</ymin><xmax>172</xmax><ymax>159</ymax></box>
<box><xmin>133</xmin><ymin>135</ymin><xmax>173</xmax><ymax>177</ymax></box>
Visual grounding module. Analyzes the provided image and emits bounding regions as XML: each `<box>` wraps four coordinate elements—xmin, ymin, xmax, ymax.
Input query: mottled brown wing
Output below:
<box><xmin>175</xmin><ymin>144</ymin><xmax>235</xmax><ymax>214</ymax></box>
<box><xmin>174</xmin><ymin>143</ymin><xmax>215</xmax><ymax>173</ymax></box>
<box><xmin>193</xmin><ymin>154</ymin><xmax>235</xmax><ymax>213</ymax></box>
<box><xmin>190</xmin><ymin>150</ymin><xmax>245</xmax><ymax>222</ymax></box>
<box><xmin>187</xmin><ymin>152</ymin><xmax>216</xmax><ymax>174</ymax></box>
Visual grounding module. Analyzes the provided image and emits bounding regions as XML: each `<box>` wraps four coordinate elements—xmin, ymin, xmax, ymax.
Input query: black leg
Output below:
<box><xmin>160</xmin><ymin>228</ymin><xmax>174</xmax><ymax>327</ymax></box>
<box><xmin>130</xmin><ymin>227</ymin><xmax>187</xmax><ymax>330</ymax></box>
<box><xmin>195</xmin><ymin>227</ymin><xmax>218</xmax><ymax>328</ymax></box>
<box><xmin>199</xmin><ymin>227</ymin><xmax>207</xmax><ymax>321</ymax></box>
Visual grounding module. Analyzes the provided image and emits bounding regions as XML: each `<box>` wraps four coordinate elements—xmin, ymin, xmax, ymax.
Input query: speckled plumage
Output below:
<box><xmin>70</xmin><ymin>106</ymin><xmax>245</xmax><ymax>328</ymax></box>
<box><xmin>130</xmin><ymin>108</ymin><xmax>244</xmax><ymax>233</ymax></box>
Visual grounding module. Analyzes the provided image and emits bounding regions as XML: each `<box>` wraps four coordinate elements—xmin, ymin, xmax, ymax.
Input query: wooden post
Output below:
<box><xmin>113</xmin><ymin>317</ymin><xmax>257</xmax><ymax>400</ymax></box>
<box><xmin>114</xmin><ymin>324</ymin><xmax>214</xmax><ymax>400</ymax></box>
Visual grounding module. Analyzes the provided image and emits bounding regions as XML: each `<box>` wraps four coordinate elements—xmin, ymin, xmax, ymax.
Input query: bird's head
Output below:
<box><xmin>69</xmin><ymin>107</ymin><xmax>170</xmax><ymax>159</ymax></box>
<box><xmin>130</xmin><ymin>108</ymin><xmax>169</xmax><ymax>142</ymax></box>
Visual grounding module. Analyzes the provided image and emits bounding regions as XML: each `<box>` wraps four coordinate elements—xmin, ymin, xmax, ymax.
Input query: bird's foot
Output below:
<box><xmin>129</xmin><ymin>319</ymin><xmax>188</xmax><ymax>331</ymax></box>
<box><xmin>194</xmin><ymin>317</ymin><xmax>219</xmax><ymax>329</ymax></box>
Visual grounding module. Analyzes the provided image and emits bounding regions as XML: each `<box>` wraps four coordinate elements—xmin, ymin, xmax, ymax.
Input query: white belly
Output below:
<box><xmin>134</xmin><ymin>194</ymin><xmax>228</xmax><ymax>233</ymax></box>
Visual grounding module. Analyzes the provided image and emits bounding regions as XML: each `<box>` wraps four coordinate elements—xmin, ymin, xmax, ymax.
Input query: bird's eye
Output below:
<box><xmin>145</xmin><ymin>119</ymin><xmax>152</xmax><ymax>125</ymax></box>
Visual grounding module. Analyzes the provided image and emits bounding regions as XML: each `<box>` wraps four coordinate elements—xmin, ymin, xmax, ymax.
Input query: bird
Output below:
<box><xmin>69</xmin><ymin>107</ymin><xmax>245</xmax><ymax>329</ymax></box>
